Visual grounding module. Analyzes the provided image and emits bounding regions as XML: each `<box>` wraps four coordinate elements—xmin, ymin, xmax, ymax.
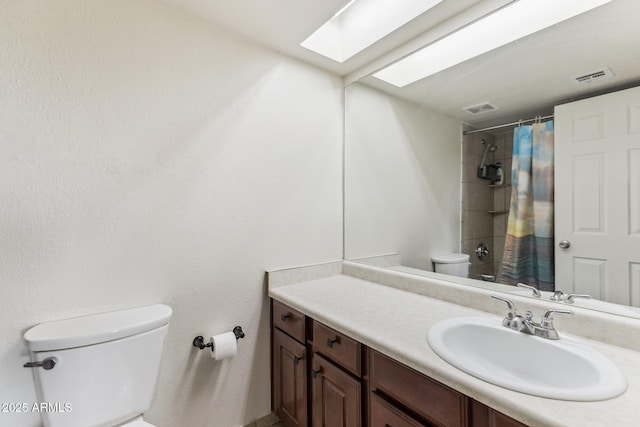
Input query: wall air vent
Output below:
<box><xmin>572</xmin><ymin>67</ymin><xmax>614</xmax><ymax>85</ymax></box>
<box><xmin>463</xmin><ymin>102</ymin><xmax>498</xmax><ymax>115</ymax></box>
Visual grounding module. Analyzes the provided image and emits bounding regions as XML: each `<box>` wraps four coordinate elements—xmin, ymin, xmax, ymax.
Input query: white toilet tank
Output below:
<box><xmin>431</xmin><ymin>253</ymin><xmax>470</xmax><ymax>278</ymax></box>
<box><xmin>23</xmin><ymin>304</ymin><xmax>172</xmax><ymax>427</ymax></box>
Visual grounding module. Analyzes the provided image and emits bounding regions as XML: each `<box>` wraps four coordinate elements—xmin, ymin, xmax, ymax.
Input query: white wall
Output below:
<box><xmin>0</xmin><ymin>1</ymin><xmax>343</xmax><ymax>426</ymax></box>
<box><xmin>344</xmin><ymin>83</ymin><xmax>461</xmax><ymax>270</ymax></box>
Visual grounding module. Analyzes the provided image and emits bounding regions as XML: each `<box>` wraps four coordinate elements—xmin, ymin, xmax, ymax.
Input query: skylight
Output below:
<box><xmin>373</xmin><ymin>0</ymin><xmax>612</xmax><ymax>87</ymax></box>
<box><xmin>301</xmin><ymin>0</ymin><xmax>444</xmax><ymax>63</ymax></box>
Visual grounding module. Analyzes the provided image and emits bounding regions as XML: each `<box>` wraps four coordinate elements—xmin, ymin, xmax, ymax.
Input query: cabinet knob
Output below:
<box><xmin>293</xmin><ymin>355</ymin><xmax>303</xmax><ymax>365</ymax></box>
<box><xmin>280</xmin><ymin>313</ymin><xmax>291</xmax><ymax>322</ymax></box>
<box><xmin>326</xmin><ymin>337</ymin><xmax>339</xmax><ymax>348</ymax></box>
<box><xmin>312</xmin><ymin>367</ymin><xmax>323</xmax><ymax>379</ymax></box>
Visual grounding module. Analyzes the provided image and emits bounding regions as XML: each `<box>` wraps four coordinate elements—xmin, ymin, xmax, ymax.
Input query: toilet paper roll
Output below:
<box><xmin>210</xmin><ymin>332</ymin><xmax>237</xmax><ymax>360</ymax></box>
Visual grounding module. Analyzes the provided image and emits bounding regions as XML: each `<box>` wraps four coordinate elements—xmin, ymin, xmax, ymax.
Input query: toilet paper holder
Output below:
<box><xmin>192</xmin><ymin>326</ymin><xmax>245</xmax><ymax>350</ymax></box>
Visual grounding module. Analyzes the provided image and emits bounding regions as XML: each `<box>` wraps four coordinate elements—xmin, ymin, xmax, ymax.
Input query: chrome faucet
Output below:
<box><xmin>491</xmin><ymin>295</ymin><xmax>573</xmax><ymax>340</ymax></box>
<box><xmin>516</xmin><ymin>282</ymin><xmax>541</xmax><ymax>298</ymax></box>
<box><xmin>565</xmin><ymin>293</ymin><xmax>593</xmax><ymax>304</ymax></box>
<box><xmin>550</xmin><ymin>290</ymin><xmax>592</xmax><ymax>304</ymax></box>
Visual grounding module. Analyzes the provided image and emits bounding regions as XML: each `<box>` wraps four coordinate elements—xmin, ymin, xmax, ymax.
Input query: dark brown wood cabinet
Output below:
<box><xmin>271</xmin><ymin>299</ymin><xmax>527</xmax><ymax>427</ymax></box>
<box><xmin>469</xmin><ymin>400</ymin><xmax>527</xmax><ymax>427</ymax></box>
<box><xmin>273</xmin><ymin>299</ymin><xmax>306</xmax><ymax>342</ymax></box>
<box><xmin>370</xmin><ymin>393</ymin><xmax>427</xmax><ymax>427</ymax></box>
<box><xmin>311</xmin><ymin>353</ymin><xmax>362</xmax><ymax>427</ymax></box>
<box><xmin>272</xmin><ymin>301</ymin><xmax>308</xmax><ymax>427</ymax></box>
<box><xmin>312</xmin><ymin>321</ymin><xmax>362</xmax><ymax>377</ymax></box>
<box><xmin>369</xmin><ymin>350</ymin><xmax>466</xmax><ymax>427</ymax></box>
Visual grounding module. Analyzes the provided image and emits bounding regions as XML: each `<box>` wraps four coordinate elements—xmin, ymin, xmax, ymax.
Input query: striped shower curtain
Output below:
<box><xmin>498</xmin><ymin>121</ymin><xmax>555</xmax><ymax>291</ymax></box>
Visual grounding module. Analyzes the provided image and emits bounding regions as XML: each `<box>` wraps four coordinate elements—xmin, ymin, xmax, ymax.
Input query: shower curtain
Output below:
<box><xmin>498</xmin><ymin>121</ymin><xmax>554</xmax><ymax>291</ymax></box>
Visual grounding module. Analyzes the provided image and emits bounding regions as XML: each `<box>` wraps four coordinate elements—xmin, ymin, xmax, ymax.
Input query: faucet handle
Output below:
<box><xmin>491</xmin><ymin>294</ymin><xmax>515</xmax><ymax>311</ymax></box>
<box><xmin>517</xmin><ymin>283</ymin><xmax>542</xmax><ymax>298</ymax></box>
<box><xmin>491</xmin><ymin>295</ymin><xmax>517</xmax><ymax>327</ymax></box>
<box><xmin>565</xmin><ymin>294</ymin><xmax>592</xmax><ymax>304</ymax></box>
<box><xmin>540</xmin><ymin>309</ymin><xmax>573</xmax><ymax>329</ymax></box>
<box><xmin>550</xmin><ymin>290</ymin><xmax>565</xmax><ymax>302</ymax></box>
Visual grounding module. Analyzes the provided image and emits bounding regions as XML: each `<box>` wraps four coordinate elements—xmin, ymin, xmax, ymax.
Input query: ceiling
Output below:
<box><xmin>153</xmin><ymin>0</ymin><xmax>486</xmax><ymax>75</ymax></box>
<box><xmin>360</xmin><ymin>0</ymin><xmax>640</xmax><ymax>129</ymax></box>
<box><xmin>154</xmin><ymin>0</ymin><xmax>640</xmax><ymax>129</ymax></box>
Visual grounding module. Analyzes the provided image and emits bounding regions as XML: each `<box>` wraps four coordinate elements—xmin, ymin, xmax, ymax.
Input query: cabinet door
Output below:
<box><xmin>273</xmin><ymin>329</ymin><xmax>307</xmax><ymax>427</ymax></box>
<box><xmin>311</xmin><ymin>354</ymin><xmax>361</xmax><ymax>427</ymax></box>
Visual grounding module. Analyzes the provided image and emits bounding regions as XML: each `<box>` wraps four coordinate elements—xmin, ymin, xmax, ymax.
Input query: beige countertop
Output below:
<box><xmin>268</xmin><ymin>266</ymin><xmax>640</xmax><ymax>427</ymax></box>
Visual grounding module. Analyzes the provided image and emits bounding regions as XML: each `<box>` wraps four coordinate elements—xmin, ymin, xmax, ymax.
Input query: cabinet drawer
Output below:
<box><xmin>370</xmin><ymin>392</ymin><xmax>427</xmax><ymax>427</ymax></box>
<box><xmin>313</xmin><ymin>321</ymin><xmax>362</xmax><ymax>376</ymax></box>
<box><xmin>370</xmin><ymin>350</ymin><xmax>466</xmax><ymax>427</ymax></box>
<box><xmin>273</xmin><ymin>300</ymin><xmax>306</xmax><ymax>343</ymax></box>
<box><xmin>470</xmin><ymin>400</ymin><xmax>528</xmax><ymax>427</ymax></box>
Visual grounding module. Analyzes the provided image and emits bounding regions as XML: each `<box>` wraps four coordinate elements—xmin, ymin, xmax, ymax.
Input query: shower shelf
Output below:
<box><xmin>488</xmin><ymin>210</ymin><xmax>509</xmax><ymax>214</ymax></box>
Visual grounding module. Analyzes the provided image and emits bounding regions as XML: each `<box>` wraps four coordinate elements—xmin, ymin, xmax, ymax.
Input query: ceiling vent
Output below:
<box><xmin>463</xmin><ymin>102</ymin><xmax>498</xmax><ymax>115</ymax></box>
<box><xmin>572</xmin><ymin>67</ymin><xmax>614</xmax><ymax>85</ymax></box>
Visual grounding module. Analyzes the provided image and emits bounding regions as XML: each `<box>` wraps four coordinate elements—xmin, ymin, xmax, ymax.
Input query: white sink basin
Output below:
<box><xmin>427</xmin><ymin>317</ymin><xmax>627</xmax><ymax>401</ymax></box>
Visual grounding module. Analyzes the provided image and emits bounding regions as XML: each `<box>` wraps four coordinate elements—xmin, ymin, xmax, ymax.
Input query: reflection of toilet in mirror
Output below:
<box><xmin>431</xmin><ymin>253</ymin><xmax>470</xmax><ymax>278</ymax></box>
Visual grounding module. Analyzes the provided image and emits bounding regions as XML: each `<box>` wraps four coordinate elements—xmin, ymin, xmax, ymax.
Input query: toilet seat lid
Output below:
<box><xmin>24</xmin><ymin>304</ymin><xmax>172</xmax><ymax>351</ymax></box>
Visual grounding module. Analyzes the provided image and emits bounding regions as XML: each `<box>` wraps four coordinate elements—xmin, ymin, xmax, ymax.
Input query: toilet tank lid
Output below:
<box><xmin>24</xmin><ymin>304</ymin><xmax>172</xmax><ymax>352</ymax></box>
<box><xmin>431</xmin><ymin>253</ymin><xmax>470</xmax><ymax>263</ymax></box>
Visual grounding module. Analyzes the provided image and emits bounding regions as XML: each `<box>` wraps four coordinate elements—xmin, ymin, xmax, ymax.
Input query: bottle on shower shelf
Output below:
<box><xmin>494</xmin><ymin>162</ymin><xmax>504</xmax><ymax>185</ymax></box>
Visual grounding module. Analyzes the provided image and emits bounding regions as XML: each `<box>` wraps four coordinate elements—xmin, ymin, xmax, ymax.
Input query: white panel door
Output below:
<box><xmin>555</xmin><ymin>85</ymin><xmax>640</xmax><ymax>307</ymax></box>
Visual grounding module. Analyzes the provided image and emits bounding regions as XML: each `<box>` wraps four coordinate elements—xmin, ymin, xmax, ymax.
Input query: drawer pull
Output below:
<box><xmin>280</xmin><ymin>313</ymin><xmax>291</xmax><ymax>322</ymax></box>
<box><xmin>312</xmin><ymin>367</ymin><xmax>323</xmax><ymax>379</ymax></box>
<box><xmin>326</xmin><ymin>337</ymin><xmax>339</xmax><ymax>348</ymax></box>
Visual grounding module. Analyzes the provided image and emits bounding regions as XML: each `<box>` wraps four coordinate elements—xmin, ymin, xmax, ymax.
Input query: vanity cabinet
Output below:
<box><xmin>272</xmin><ymin>301</ymin><xmax>308</xmax><ymax>427</ymax></box>
<box><xmin>272</xmin><ymin>300</ymin><xmax>526</xmax><ymax>427</ymax></box>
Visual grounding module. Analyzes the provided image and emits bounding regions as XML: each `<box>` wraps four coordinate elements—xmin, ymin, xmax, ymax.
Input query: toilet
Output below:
<box><xmin>431</xmin><ymin>253</ymin><xmax>470</xmax><ymax>278</ymax></box>
<box><xmin>23</xmin><ymin>304</ymin><xmax>172</xmax><ymax>427</ymax></box>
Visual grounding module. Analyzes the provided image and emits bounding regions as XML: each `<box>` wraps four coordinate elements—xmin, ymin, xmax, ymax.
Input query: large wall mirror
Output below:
<box><xmin>344</xmin><ymin>0</ymin><xmax>640</xmax><ymax>318</ymax></box>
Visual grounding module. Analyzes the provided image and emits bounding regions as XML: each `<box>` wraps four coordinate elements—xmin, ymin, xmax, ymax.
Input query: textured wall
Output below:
<box><xmin>344</xmin><ymin>83</ymin><xmax>461</xmax><ymax>270</ymax></box>
<box><xmin>0</xmin><ymin>1</ymin><xmax>343</xmax><ymax>426</ymax></box>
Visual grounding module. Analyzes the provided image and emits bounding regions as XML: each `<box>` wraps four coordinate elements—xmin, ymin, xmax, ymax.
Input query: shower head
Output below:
<box><xmin>479</xmin><ymin>139</ymin><xmax>497</xmax><ymax>173</ymax></box>
<box><xmin>481</xmin><ymin>139</ymin><xmax>497</xmax><ymax>151</ymax></box>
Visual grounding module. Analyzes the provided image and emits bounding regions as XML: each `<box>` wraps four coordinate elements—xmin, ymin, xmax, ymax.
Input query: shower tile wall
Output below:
<box><xmin>492</xmin><ymin>130</ymin><xmax>513</xmax><ymax>278</ymax></box>
<box><xmin>461</xmin><ymin>130</ymin><xmax>513</xmax><ymax>280</ymax></box>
